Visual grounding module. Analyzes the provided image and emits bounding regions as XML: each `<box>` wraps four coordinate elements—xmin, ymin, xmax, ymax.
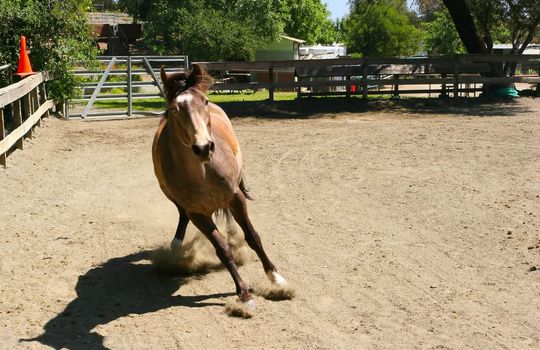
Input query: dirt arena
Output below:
<box><xmin>1</xmin><ymin>98</ymin><xmax>539</xmax><ymax>349</ymax></box>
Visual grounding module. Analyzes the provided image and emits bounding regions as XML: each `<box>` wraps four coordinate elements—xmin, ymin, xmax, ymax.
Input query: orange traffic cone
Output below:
<box><xmin>15</xmin><ymin>35</ymin><xmax>35</xmax><ymax>77</ymax></box>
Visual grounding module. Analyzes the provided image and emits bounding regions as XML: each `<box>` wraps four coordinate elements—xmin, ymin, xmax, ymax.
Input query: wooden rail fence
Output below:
<box><xmin>195</xmin><ymin>54</ymin><xmax>540</xmax><ymax>100</ymax></box>
<box><xmin>67</xmin><ymin>54</ymin><xmax>540</xmax><ymax>119</ymax></box>
<box><xmin>0</xmin><ymin>72</ymin><xmax>54</xmax><ymax>168</ymax></box>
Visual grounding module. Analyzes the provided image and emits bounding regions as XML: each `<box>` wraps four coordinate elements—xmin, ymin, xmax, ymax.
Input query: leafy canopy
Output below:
<box><xmin>280</xmin><ymin>0</ymin><xmax>338</xmax><ymax>44</ymax></box>
<box><xmin>441</xmin><ymin>0</ymin><xmax>540</xmax><ymax>54</ymax></box>
<box><xmin>0</xmin><ymin>0</ymin><xmax>97</xmax><ymax>102</ymax></box>
<box><xmin>415</xmin><ymin>0</ymin><xmax>444</xmax><ymax>21</ymax></box>
<box><xmin>119</xmin><ymin>0</ymin><xmax>340</xmax><ymax>60</ymax></box>
<box><xmin>419</xmin><ymin>0</ymin><xmax>539</xmax><ymax>58</ymax></box>
<box><xmin>423</xmin><ymin>8</ymin><xmax>465</xmax><ymax>55</ymax></box>
<box><xmin>119</xmin><ymin>0</ymin><xmax>284</xmax><ymax>61</ymax></box>
<box><xmin>344</xmin><ymin>0</ymin><xmax>423</xmax><ymax>57</ymax></box>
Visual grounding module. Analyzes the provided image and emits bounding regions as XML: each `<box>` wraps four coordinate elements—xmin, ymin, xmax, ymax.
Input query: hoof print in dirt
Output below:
<box><xmin>224</xmin><ymin>300</ymin><xmax>256</xmax><ymax>318</ymax></box>
<box><xmin>252</xmin><ymin>284</ymin><xmax>296</xmax><ymax>301</ymax></box>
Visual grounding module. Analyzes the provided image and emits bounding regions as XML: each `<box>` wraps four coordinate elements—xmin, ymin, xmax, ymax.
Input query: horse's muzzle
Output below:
<box><xmin>191</xmin><ymin>141</ymin><xmax>215</xmax><ymax>162</ymax></box>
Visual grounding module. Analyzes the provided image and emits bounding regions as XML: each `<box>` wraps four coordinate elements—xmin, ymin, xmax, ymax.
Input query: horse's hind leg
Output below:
<box><xmin>188</xmin><ymin>212</ymin><xmax>254</xmax><ymax>305</ymax></box>
<box><xmin>171</xmin><ymin>205</ymin><xmax>189</xmax><ymax>251</ymax></box>
<box><xmin>230</xmin><ymin>192</ymin><xmax>287</xmax><ymax>286</ymax></box>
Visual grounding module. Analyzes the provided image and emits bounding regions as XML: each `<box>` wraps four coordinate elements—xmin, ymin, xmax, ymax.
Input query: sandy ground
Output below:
<box><xmin>1</xmin><ymin>98</ymin><xmax>539</xmax><ymax>349</ymax></box>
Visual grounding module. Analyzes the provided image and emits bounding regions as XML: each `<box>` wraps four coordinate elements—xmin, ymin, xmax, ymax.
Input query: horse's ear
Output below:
<box><xmin>186</xmin><ymin>64</ymin><xmax>203</xmax><ymax>87</ymax></box>
<box><xmin>160</xmin><ymin>66</ymin><xmax>169</xmax><ymax>96</ymax></box>
<box><xmin>161</xmin><ymin>69</ymin><xmax>189</xmax><ymax>100</ymax></box>
<box><xmin>186</xmin><ymin>64</ymin><xmax>212</xmax><ymax>92</ymax></box>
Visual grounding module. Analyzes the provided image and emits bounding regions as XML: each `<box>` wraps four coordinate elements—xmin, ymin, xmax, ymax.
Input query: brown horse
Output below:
<box><xmin>152</xmin><ymin>64</ymin><xmax>287</xmax><ymax>309</ymax></box>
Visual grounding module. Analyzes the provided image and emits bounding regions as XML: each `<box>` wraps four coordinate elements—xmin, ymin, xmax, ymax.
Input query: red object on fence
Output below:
<box><xmin>15</xmin><ymin>35</ymin><xmax>35</xmax><ymax>77</ymax></box>
<box><xmin>351</xmin><ymin>85</ymin><xmax>356</xmax><ymax>93</ymax></box>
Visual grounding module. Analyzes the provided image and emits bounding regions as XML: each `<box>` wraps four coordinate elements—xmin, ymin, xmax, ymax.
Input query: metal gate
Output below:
<box><xmin>70</xmin><ymin>55</ymin><xmax>188</xmax><ymax>119</ymax></box>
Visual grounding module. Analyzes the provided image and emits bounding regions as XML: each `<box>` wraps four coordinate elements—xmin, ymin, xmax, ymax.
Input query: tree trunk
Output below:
<box><xmin>442</xmin><ymin>0</ymin><xmax>505</xmax><ymax>94</ymax></box>
<box><xmin>442</xmin><ymin>0</ymin><xmax>486</xmax><ymax>54</ymax></box>
<box><xmin>504</xmin><ymin>16</ymin><xmax>540</xmax><ymax>77</ymax></box>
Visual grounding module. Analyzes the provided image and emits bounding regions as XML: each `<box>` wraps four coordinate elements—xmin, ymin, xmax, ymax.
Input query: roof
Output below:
<box><xmin>280</xmin><ymin>35</ymin><xmax>306</xmax><ymax>44</ymax></box>
<box><xmin>87</xmin><ymin>12</ymin><xmax>133</xmax><ymax>25</ymax></box>
<box><xmin>299</xmin><ymin>44</ymin><xmax>347</xmax><ymax>60</ymax></box>
<box><xmin>493</xmin><ymin>43</ymin><xmax>540</xmax><ymax>55</ymax></box>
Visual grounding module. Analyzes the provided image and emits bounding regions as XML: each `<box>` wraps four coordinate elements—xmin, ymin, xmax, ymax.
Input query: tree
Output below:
<box><xmin>424</xmin><ymin>9</ymin><xmax>465</xmax><ymax>55</ymax></box>
<box><xmin>92</xmin><ymin>0</ymin><xmax>119</xmax><ymax>11</ymax></box>
<box><xmin>441</xmin><ymin>0</ymin><xmax>540</xmax><ymax>90</ymax></box>
<box><xmin>118</xmin><ymin>0</ymin><xmax>152</xmax><ymax>21</ymax></box>
<box><xmin>0</xmin><ymin>0</ymin><xmax>97</xmax><ymax>102</ymax></box>
<box><xmin>344</xmin><ymin>1</ymin><xmax>423</xmax><ymax>57</ymax></box>
<box><xmin>442</xmin><ymin>0</ymin><xmax>540</xmax><ymax>56</ymax></box>
<box><xmin>415</xmin><ymin>0</ymin><xmax>444</xmax><ymax>21</ymax></box>
<box><xmin>119</xmin><ymin>0</ymin><xmax>284</xmax><ymax>61</ymax></box>
<box><xmin>503</xmin><ymin>1</ymin><xmax>540</xmax><ymax>55</ymax></box>
<box><xmin>280</xmin><ymin>0</ymin><xmax>338</xmax><ymax>44</ymax></box>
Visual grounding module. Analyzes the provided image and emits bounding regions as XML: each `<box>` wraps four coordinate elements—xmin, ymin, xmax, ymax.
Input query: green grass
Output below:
<box><xmin>92</xmin><ymin>98</ymin><xmax>166</xmax><ymax>111</ymax></box>
<box><xmin>80</xmin><ymin>90</ymin><xmax>408</xmax><ymax>113</ymax></box>
<box><xmin>89</xmin><ymin>91</ymin><xmax>298</xmax><ymax>111</ymax></box>
<box><xmin>210</xmin><ymin>90</ymin><xmax>297</xmax><ymax>103</ymax></box>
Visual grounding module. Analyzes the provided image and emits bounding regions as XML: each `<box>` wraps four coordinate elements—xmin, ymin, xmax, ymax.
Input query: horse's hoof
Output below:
<box><xmin>266</xmin><ymin>270</ymin><xmax>287</xmax><ymax>286</ymax></box>
<box><xmin>243</xmin><ymin>298</ymin><xmax>256</xmax><ymax>311</ymax></box>
<box><xmin>170</xmin><ymin>238</ymin><xmax>182</xmax><ymax>252</ymax></box>
<box><xmin>225</xmin><ymin>298</ymin><xmax>256</xmax><ymax>318</ymax></box>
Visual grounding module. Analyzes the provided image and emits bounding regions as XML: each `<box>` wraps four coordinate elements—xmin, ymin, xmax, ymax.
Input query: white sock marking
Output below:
<box><xmin>243</xmin><ymin>299</ymin><xmax>256</xmax><ymax>311</ymax></box>
<box><xmin>266</xmin><ymin>271</ymin><xmax>287</xmax><ymax>286</ymax></box>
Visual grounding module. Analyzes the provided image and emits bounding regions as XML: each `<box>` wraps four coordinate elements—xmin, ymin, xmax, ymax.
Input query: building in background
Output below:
<box><xmin>299</xmin><ymin>44</ymin><xmax>347</xmax><ymax>60</ymax></box>
<box><xmin>88</xmin><ymin>12</ymin><xmax>141</xmax><ymax>55</ymax></box>
<box><xmin>253</xmin><ymin>35</ymin><xmax>306</xmax><ymax>86</ymax></box>
<box><xmin>493</xmin><ymin>44</ymin><xmax>540</xmax><ymax>73</ymax></box>
<box><xmin>255</xmin><ymin>35</ymin><xmax>306</xmax><ymax>61</ymax></box>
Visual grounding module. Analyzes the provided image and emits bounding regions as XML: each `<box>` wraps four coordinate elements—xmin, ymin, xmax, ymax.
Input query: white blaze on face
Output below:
<box><xmin>175</xmin><ymin>94</ymin><xmax>193</xmax><ymax>105</ymax></box>
<box><xmin>175</xmin><ymin>93</ymin><xmax>211</xmax><ymax>147</ymax></box>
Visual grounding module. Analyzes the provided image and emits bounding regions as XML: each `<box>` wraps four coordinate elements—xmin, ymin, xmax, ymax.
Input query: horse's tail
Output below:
<box><xmin>214</xmin><ymin>173</ymin><xmax>252</xmax><ymax>235</ymax></box>
<box><xmin>214</xmin><ymin>209</ymin><xmax>235</xmax><ymax>234</ymax></box>
<box><xmin>239</xmin><ymin>172</ymin><xmax>253</xmax><ymax>201</ymax></box>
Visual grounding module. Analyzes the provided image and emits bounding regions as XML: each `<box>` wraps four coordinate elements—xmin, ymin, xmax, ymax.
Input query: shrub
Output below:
<box><xmin>0</xmin><ymin>0</ymin><xmax>97</xmax><ymax>103</ymax></box>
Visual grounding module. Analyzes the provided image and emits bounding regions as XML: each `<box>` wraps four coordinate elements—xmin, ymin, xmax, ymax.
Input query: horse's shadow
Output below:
<box><xmin>23</xmin><ymin>250</ymin><xmax>232</xmax><ymax>350</ymax></box>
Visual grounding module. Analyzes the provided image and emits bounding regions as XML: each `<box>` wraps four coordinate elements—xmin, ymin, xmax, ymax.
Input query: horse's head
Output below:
<box><xmin>161</xmin><ymin>64</ymin><xmax>215</xmax><ymax>163</ymax></box>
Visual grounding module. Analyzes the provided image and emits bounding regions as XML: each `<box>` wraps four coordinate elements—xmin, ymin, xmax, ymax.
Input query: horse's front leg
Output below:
<box><xmin>171</xmin><ymin>205</ymin><xmax>189</xmax><ymax>251</ymax></box>
<box><xmin>230</xmin><ymin>192</ymin><xmax>287</xmax><ymax>286</ymax></box>
<box><xmin>188</xmin><ymin>212</ymin><xmax>254</xmax><ymax>306</ymax></box>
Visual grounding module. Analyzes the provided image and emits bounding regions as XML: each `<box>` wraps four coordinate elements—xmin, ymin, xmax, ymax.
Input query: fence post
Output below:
<box><xmin>31</xmin><ymin>88</ymin><xmax>40</xmax><ymax>127</ymax></box>
<box><xmin>346</xmin><ymin>74</ymin><xmax>351</xmax><ymax>98</ymax></box>
<box><xmin>13</xmin><ymin>100</ymin><xmax>23</xmax><ymax>150</ymax></box>
<box><xmin>23</xmin><ymin>93</ymin><xmax>32</xmax><ymax>138</ymax></box>
<box><xmin>393</xmin><ymin>74</ymin><xmax>400</xmax><ymax>97</ymax></box>
<box><xmin>127</xmin><ymin>56</ymin><xmax>132</xmax><ymax>116</ymax></box>
<box><xmin>268</xmin><ymin>67</ymin><xmax>274</xmax><ymax>102</ymax></box>
<box><xmin>453</xmin><ymin>59</ymin><xmax>459</xmax><ymax>98</ymax></box>
<box><xmin>441</xmin><ymin>73</ymin><xmax>447</xmax><ymax>98</ymax></box>
<box><xmin>362</xmin><ymin>64</ymin><xmax>368</xmax><ymax>100</ymax></box>
<box><xmin>296</xmin><ymin>75</ymin><xmax>302</xmax><ymax>99</ymax></box>
<box><xmin>184</xmin><ymin>55</ymin><xmax>189</xmax><ymax>71</ymax></box>
<box><xmin>0</xmin><ymin>108</ymin><xmax>5</xmax><ymax>167</ymax></box>
<box><xmin>39</xmin><ymin>82</ymin><xmax>50</xmax><ymax>118</ymax></box>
